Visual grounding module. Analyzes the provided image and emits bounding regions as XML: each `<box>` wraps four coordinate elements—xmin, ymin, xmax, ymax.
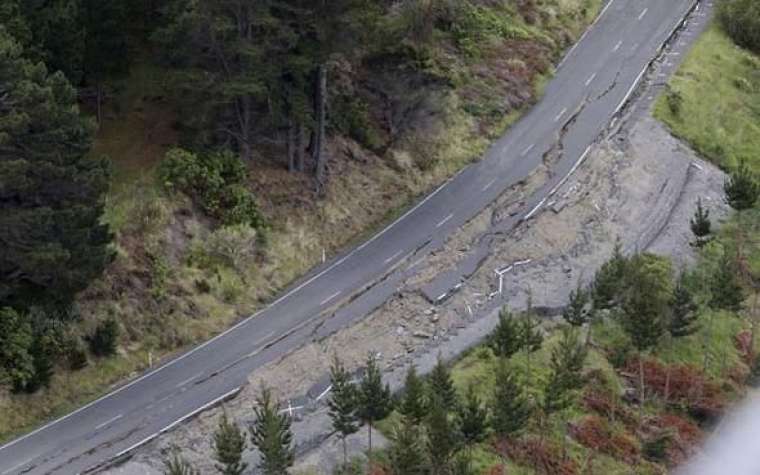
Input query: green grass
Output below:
<box><xmin>654</xmin><ymin>24</ymin><xmax>760</xmax><ymax>171</ymax></box>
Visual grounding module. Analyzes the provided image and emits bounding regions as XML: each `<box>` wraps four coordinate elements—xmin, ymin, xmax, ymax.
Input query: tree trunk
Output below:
<box><xmin>240</xmin><ymin>95</ymin><xmax>252</xmax><ymax>161</ymax></box>
<box><xmin>313</xmin><ymin>64</ymin><xmax>328</xmax><ymax>191</ymax></box>
<box><xmin>287</xmin><ymin>116</ymin><xmax>296</xmax><ymax>172</ymax></box>
<box><xmin>638</xmin><ymin>354</ymin><xmax>645</xmax><ymax>425</ymax></box>
<box><xmin>296</xmin><ymin>123</ymin><xmax>306</xmax><ymax>172</ymax></box>
<box><xmin>367</xmin><ymin>422</ymin><xmax>372</xmax><ymax>458</ymax></box>
<box><xmin>96</xmin><ymin>83</ymin><xmax>103</xmax><ymax>126</ymax></box>
<box><xmin>343</xmin><ymin>435</ymin><xmax>348</xmax><ymax>467</ymax></box>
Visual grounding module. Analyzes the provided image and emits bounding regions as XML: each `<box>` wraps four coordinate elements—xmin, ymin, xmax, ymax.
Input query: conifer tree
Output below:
<box><xmin>725</xmin><ymin>160</ymin><xmax>760</xmax><ymax>211</ymax></box>
<box><xmin>563</xmin><ymin>282</ymin><xmax>591</xmax><ymax>327</ymax></box>
<box><xmin>428</xmin><ymin>356</ymin><xmax>458</xmax><ymax>411</ymax></box>
<box><xmin>518</xmin><ymin>310</ymin><xmax>543</xmax><ymax>385</ymax></box>
<box><xmin>250</xmin><ymin>388</ymin><xmax>294</xmax><ymax>475</ymax></box>
<box><xmin>24</xmin><ymin>333</ymin><xmax>55</xmax><ymax>393</ymax></box>
<box><xmin>426</xmin><ymin>394</ymin><xmax>463</xmax><ymax>475</ymax></box>
<box><xmin>592</xmin><ymin>239</ymin><xmax>628</xmax><ymax>310</ymax></box>
<box><xmin>542</xmin><ymin>328</ymin><xmax>587</xmax><ymax>416</ymax></box>
<box><xmin>0</xmin><ymin>29</ymin><xmax>112</xmax><ymax>308</ymax></box>
<box><xmin>327</xmin><ymin>356</ymin><xmax>359</xmax><ymax>466</ymax></box>
<box><xmin>213</xmin><ymin>412</ymin><xmax>247</xmax><ymax>475</ymax></box>
<box><xmin>357</xmin><ymin>354</ymin><xmax>393</xmax><ymax>455</ymax></box>
<box><xmin>457</xmin><ymin>384</ymin><xmax>488</xmax><ymax>445</ymax></box>
<box><xmin>489</xmin><ymin>308</ymin><xmax>521</xmax><ymax>358</ymax></box>
<box><xmin>490</xmin><ymin>364</ymin><xmax>530</xmax><ymax>437</ymax></box>
<box><xmin>710</xmin><ymin>253</ymin><xmax>745</xmax><ymax>312</ymax></box>
<box><xmin>690</xmin><ymin>198</ymin><xmax>712</xmax><ymax>246</ymax></box>
<box><xmin>621</xmin><ymin>254</ymin><xmax>672</xmax><ymax>418</ymax></box>
<box><xmin>389</xmin><ymin>415</ymin><xmax>428</xmax><ymax>475</ymax></box>
<box><xmin>670</xmin><ymin>277</ymin><xmax>699</xmax><ymax>338</ymax></box>
<box><xmin>399</xmin><ymin>365</ymin><xmax>428</xmax><ymax>425</ymax></box>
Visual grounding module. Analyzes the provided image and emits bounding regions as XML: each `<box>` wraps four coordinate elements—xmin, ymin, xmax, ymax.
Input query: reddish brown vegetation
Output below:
<box><xmin>569</xmin><ymin>415</ymin><xmax>640</xmax><ymax>464</ymax></box>
<box><xmin>646</xmin><ymin>414</ymin><xmax>704</xmax><ymax>466</ymax></box>
<box><xmin>493</xmin><ymin>437</ymin><xmax>579</xmax><ymax>475</ymax></box>
<box><xmin>735</xmin><ymin>329</ymin><xmax>754</xmax><ymax>365</ymax></box>
<box><xmin>623</xmin><ymin>358</ymin><xmax>726</xmax><ymax>421</ymax></box>
<box><xmin>582</xmin><ymin>389</ymin><xmax>638</xmax><ymax>429</ymax></box>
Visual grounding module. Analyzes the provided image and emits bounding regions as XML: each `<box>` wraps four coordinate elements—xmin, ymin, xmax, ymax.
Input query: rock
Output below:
<box><xmin>413</xmin><ymin>331</ymin><xmax>432</xmax><ymax>339</ymax></box>
<box><xmin>396</xmin><ymin>326</ymin><xmax>405</xmax><ymax>336</ymax></box>
<box><xmin>430</xmin><ymin>315</ymin><xmax>440</xmax><ymax>323</ymax></box>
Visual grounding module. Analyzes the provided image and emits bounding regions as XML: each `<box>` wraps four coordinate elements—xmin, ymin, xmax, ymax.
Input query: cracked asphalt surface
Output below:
<box><xmin>0</xmin><ymin>1</ymin><xmax>702</xmax><ymax>473</ymax></box>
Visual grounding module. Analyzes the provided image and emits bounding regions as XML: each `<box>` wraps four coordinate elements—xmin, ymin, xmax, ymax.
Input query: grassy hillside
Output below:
<box><xmin>654</xmin><ymin>24</ymin><xmax>760</xmax><ymax>171</ymax></box>
<box><xmin>0</xmin><ymin>0</ymin><xmax>603</xmax><ymax>442</ymax></box>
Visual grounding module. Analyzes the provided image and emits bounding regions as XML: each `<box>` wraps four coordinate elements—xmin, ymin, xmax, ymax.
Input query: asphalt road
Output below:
<box><xmin>0</xmin><ymin>0</ymin><xmax>699</xmax><ymax>473</ymax></box>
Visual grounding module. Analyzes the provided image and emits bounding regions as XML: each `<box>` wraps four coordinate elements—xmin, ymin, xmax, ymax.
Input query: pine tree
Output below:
<box><xmin>0</xmin><ymin>29</ymin><xmax>112</xmax><ymax>309</ymax></box>
<box><xmin>163</xmin><ymin>453</ymin><xmax>199</xmax><ymax>475</ymax></box>
<box><xmin>670</xmin><ymin>277</ymin><xmax>699</xmax><ymax>338</ymax></box>
<box><xmin>250</xmin><ymin>388</ymin><xmax>294</xmax><ymax>475</ymax></box>
<box><xmin>457</xmin><ymin>385</ymin><xmax>488</xmax><ymax>445</ymax></box>
<box><xmin>563</xmin><ymin>282</ymin><xmax>591</xmax><ymax>327</ymax></box>
<box><xmin>357</xmin><ymin>354</ymin><xmax>393</xmax><ymax>455</ymax></box>
<box><xmin>428</xmin><ymin>356</ymin><xmax>458</xmax><ymax>411</ymax></box>
<box><xmin>0</xmin><ymin>307</ymin><xmax>34</xmax><ymax>390</ymax></box>
<box><xmin>389</xmin><ymin>415</ymin><xmax>428</xmax><ymax>475</ymax></box>
<box><xmin>592</xmin><ymin>239</ymin><xmax>628</xmax><ymax>310</ymax></box>
<box><xmin>518</xmin><ymin>310</ymin><xmax>543</xmax><ymax>385</ymax></box>
<box><xmin>24</xmin><ymin>333</ymin><xmax>55</xmax><ymax>393</ymax></box>
<box><xmin>710</xmin><ymin>253</ymin><xmax>745</xmax><ymax>312</ymax></box>
<box><xmin>621</xmin><ymin>254</ymin><xmax>672</xmax><ymax>419</ymax></box>
<box><xmin>553</xmin><ymin>327</ymin><xmax>588</xmax><ymax>392</ymax></box>
<box><xmin>490</xmin><ymin>364</ymin><xmax>530</xmax><ymax>437</ymax></box>
<box><xmin>399</xmin><ymin>365</ymin><xmax>428</xmax><ymax>425</ymax></box>
<box><xmin>725</xmin><ymin>160</ymin><xmax>760</xmax><ymax>211</ymax></box>
<box><xmin>690</xmin><ymin>198</ymin><xmax>712</xmax><ymax>245</ymax></box>
<box><xmin>426</xmin><ymin>394</ymin><xmax>463</xmax><ymax>475</ymax></box>
<box><xmin>489</xmin><ymin>308</ymin><xmax>521</xmax><ymax>358</ymax></box>
<box><xmin>213</xmin><ymin>412</ymin><xmax>247</xmax><ymax>475</ymax></box>
<box><xmin>327</xmin><ymin>356</ymin><xmax>359</xmax><ymax>466</ymax></box>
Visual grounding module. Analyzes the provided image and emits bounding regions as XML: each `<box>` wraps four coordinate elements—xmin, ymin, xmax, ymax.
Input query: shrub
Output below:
<box><xmin>66</xmin><ymin>337</ymin><xmax>89</xmax><ymax>370</ymax></box>
<box><xmin>159</xmin><ymin>148</ymin><xmax>263</xmax><ymax>228</ymax></box>
<box><xmin>666</xmin><ymin>87</ymin><xmax>684</xmax><ymax>117</ymax></box>
<box><xmin>718</xmin><ymin>0</ymin><xmax>760</xmax><ymax>54</ymax></box>
<box><xmin>189</xmin><ymin>224</ymin><xmax>258</xmax><ymax>273</ymax></box>
<box><xmin>89</xmin><ymin>319</ymin><xmax>120</xmax><ymax>357</ymax></box>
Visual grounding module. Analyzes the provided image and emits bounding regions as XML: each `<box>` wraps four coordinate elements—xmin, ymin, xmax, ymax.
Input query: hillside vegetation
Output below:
<box><xmin>0</xmin><ymin>0</ymin><xmax>602</xmax><ymax>441</ymax></box>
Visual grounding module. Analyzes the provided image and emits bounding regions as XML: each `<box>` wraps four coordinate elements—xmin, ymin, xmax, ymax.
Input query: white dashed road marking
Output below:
<box><xmin>585</xmin><ymin>72</ymin><xmax>597</xmax><ymax>86</ymax></box>
<box><xmin>95</xmin><ymin>414</ymin><xmax>123</xmax><ymax>431</ymax></box>
<box><xmin>319</xmin><ymin>291</ymin><xmax>341</xmax><ymax>306</ymax></box>
<box><xmin>521</xmin><ymin>144</ymin><xmax>535</xmax><ymax>157</ymax></box>
<box><xmin>554</xmin><ymin>108</ymin><xmax>567</xmax><ymax>122</ymax></box>
<box><xmin>436</xmin><ymin>213</ymin><xmax>454</xmax><ymax>228</ymax></box>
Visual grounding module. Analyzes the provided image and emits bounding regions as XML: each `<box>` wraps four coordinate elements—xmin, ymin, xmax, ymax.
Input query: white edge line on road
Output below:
<box><xmin>110</xmin><ymin>386</ymin><xmax>242</xmax><ymax>462</ymax></box>
<box><xmin>436</xmin><ymin>213</ymin><xmax>454</xmax><ymax>228</ymax></box>
<box><xmin>320</xmin><ymin>291</ymin><xmax>342</xmax><ymax>306</ymax></box>
<box><xmin>0</xmin><ymin>166</ymin><xmax>467</xmax><ymax>456</ymax></box>
<box><xmin>557</xmin><ymin>0</ymin><xmax>617</xmax><ymax>69</ymax></box>
<box><xmin>521</xmin><ymin>144</ymin><xmax>535</xmax><ymax>157</ymax></box>
<box><xmin>94</xmin><ymin>414</ymin><xmax>123</xmax><ymax>431</ymax></box>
